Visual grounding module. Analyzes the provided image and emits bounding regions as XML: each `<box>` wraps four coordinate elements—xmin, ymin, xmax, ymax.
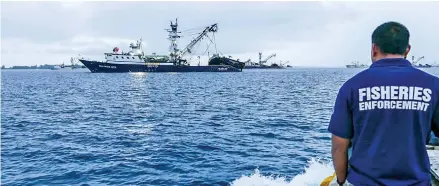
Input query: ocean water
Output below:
<box><xmin>2</xmin><ymin>68</ymin><xmax>439</xmax><ymax>186</ymax></box>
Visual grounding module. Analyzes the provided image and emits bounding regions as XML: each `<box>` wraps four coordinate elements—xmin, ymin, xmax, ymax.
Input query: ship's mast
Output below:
<box><xmin>259</xmin><ymin>52</ymin><xmax>262</xmax><ymax>66</ymax></box>
<box><xmin>166</xmin><ymin>18</ymin><xmax>218</xmax><ymax>65</ymax></box>
<box><xmin>70</xmin><ymin>57</ymin><xmax>75</xmax><ymax>69</ymax></box>
<box><xmin>167</xmin><ymin>18</ymin><xmax>181</xmax><ymax>62</ymax></box>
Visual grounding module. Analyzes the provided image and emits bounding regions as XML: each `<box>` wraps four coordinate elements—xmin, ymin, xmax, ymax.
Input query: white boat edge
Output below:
<box><xmin>427</xmin><ymin>145</ymin><xmax>439</xmax><ymax>185</ymax></box>
<box><xmin>321</xmin><ymin>145</ymin><xmax>439</xmax><ymax>185</ymax></box>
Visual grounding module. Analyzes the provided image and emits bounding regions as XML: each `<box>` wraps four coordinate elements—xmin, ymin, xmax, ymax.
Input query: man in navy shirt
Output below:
<box><xmin>328</xmin><ymin>21</ymin><xmax>439</xmax><ymax>185</ymax></box>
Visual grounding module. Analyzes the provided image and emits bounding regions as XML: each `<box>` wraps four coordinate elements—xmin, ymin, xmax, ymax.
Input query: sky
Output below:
<box><xmin>1</xmin><ymin>1</ymin><xmax>439</xmax><ymax>67</ymax></box>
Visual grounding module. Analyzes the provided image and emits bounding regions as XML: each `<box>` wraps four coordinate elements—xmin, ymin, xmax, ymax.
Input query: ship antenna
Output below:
<box><xmin>139</xmin><ymin>38</ymin><xmax>143</xmax><ymax>53</ymax></box>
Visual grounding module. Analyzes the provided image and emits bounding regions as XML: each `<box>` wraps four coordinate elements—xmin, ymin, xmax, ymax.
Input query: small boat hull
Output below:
<box><xmin>320</xmin><ymin>146</ymin><xmax>439</xmax><ymax>185</ymax></box>
<box><xmin>321</xmin><ymin>174</ymin><xmax>439</xmax><ymax>185</ymax></box>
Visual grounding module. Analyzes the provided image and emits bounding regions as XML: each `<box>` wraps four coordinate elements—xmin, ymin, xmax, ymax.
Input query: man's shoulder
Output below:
<box><xmin>346</xmin><ymin>66</ymin><xmax>439</xmax><ymax>86</ymax></box>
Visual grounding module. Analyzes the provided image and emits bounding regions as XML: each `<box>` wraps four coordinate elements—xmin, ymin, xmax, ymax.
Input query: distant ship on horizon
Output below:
<box><xmin>243</xmin><ymin>52</ymin><xmax>288</xmax><ymax>69</ymax></box>
<box><xmin>51</xmin><ymin>57</ymin><xmax>86</xmax><ymax>70</ymax></box>
<box><xmin>346</xmin><ymin>61</ymin><xmax>369</xmax><ymax>68</ymax></box>
<box><xmin>345</xmin><ymin>56</ymin><xmax>435</xmax><ymax>69</ymax></box>
<box><xmin>411</xmin><ymin>56</ymin><xmax>433</xmax><ymax>68</ymax></box>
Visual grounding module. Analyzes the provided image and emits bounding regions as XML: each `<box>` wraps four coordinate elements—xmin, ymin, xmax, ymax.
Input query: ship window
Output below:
<box><xmin>116</xmin><ymin>56</ymin><xmax>119</xmax><ymax>58</ymax></box>
<box><xmin>132</xmin><ymin>57</ymin><xmax>135</xmax><ymax>59</ymax></box>
<box><xmin>122</xmin><ymin>57</ymin><xmax>124</xmax><ymax>59</ymax></box>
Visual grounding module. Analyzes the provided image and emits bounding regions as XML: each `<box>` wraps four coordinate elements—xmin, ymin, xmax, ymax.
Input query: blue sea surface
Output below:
<box><xmin>2</xmin><ymin>68</ymin><xmax>439</xmax><ymax>185</ymax></box>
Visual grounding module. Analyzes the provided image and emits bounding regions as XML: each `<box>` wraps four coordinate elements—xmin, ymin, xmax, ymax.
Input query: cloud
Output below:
<box><xmin>1</xmin><ymin>36</ymin><xmax>139</xmax><ymax>66</ymax></box>
<box><xmin>1</xmin><ymin>1</ymin><xmax>439</xmax><ymax>67</ymax></box>
<box><xmin>1</xmin><ymin>1</ymin><xmax>96</xmax><ymax>42</ymax></box>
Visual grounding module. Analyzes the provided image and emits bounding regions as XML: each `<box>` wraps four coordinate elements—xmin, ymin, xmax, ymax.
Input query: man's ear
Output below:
<box><xmin>371</xmin><ymin>44</ymin><xmax>378</xmax><ymax>61</ymax></box>
<box><xmin>404</xmin><ymin>44</ymin><xmax>411</xmax><ymax>59</ymax></box>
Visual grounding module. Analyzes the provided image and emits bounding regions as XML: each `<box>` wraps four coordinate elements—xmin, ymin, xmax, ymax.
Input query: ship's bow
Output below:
<box><xmin>78</xmin><ymin>59</ymin><xmax>102</xmax><ymax>73</ymax></box>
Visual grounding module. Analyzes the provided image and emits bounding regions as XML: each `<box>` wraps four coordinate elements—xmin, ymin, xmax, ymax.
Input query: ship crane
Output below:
<box><xmin>411</xmin><ymin>55</ymin><xmax>425</xmax><ymax>65</ymax></box>
<box><xmin>245</xmin><ymin>59</ymin><xmax>252</xmax><ymax>66</ymax></box>
<box><xmin>166</xmin><ymin>18</ymin><xmax>219</xmax><ymax>65</ymax></box>
<box><xmin>179</xmin><ymin>24</ymin><xmax>217</xmax><ymax>56</ymax></box>
<box><xmin>258</xmin><ymin>52</ymin><xmax>276</xmax><ymax>65</ymax></box>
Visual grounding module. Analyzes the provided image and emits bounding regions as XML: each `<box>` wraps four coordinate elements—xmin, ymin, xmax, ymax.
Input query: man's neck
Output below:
<box><xmin>383</xmin><ymin>54</ymin><xmax>405</xmax><ymax>59</ymax></box>
<box><xmin>374</xmin><ymin>54</ymin><xmax>406</xmax><ymax>62</ymax></box>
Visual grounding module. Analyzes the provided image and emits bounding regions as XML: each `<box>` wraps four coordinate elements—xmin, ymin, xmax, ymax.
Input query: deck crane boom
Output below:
<box><xmin>411</xmin><ymin>55</ymin><xmax>425</xmax><ymax>65</ymax></box>
<box><xmin>258</xmin><ymin>52</ymin><xmax>277</xmax><ymax>65</ymax></box>
<box><xmin>176</xmin><ymin>23</ymin><xmax>218</xmax><ymax>64</ymax></box>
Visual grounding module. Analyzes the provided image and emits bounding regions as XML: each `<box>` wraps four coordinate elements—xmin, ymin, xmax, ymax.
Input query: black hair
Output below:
<box><xmin>371</xmin><ymin>21</ymin><xmax>410</xmax><ymax>55</ymax></box>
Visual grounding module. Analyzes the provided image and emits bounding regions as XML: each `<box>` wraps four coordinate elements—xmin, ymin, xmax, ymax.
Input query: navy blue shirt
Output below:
<box><xmin>328</xmin><ymin>58</ymin><xmax>439</xmax><ymax>185</ymax></box>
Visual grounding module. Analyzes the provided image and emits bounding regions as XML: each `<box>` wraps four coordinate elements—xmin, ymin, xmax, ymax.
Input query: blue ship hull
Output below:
<box><xmin>79</xmin><ymin>59</ymin><xmax>243</xmax><ymax>73</ymax></box>
<box><xmin>244</xmin><ymin>65</ymin><xmax>284</xmax><ymax>69</ymax></box>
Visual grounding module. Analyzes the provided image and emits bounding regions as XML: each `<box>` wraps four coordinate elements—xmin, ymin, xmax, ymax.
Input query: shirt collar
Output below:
<box><xmin>370</xmin><ymin>58</ymin><xmax>412</xmax><ymax>68</ymax></box>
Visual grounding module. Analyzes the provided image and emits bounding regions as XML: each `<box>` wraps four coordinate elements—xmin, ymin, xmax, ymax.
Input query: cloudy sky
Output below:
<box><xmin>1</xmin><ymin>1</ymin><xmax>439</xmax><ymax>67</ymax></box>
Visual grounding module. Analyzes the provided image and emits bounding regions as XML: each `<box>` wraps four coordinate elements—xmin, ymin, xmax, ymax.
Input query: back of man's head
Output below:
<box><xmin>371</xmin><ymin>21</ymin><xmax>410</xmax><ymax>57</ymax></box>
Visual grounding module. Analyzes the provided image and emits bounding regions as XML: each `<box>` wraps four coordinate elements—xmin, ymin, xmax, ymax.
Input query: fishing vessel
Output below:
<box><xmin>345</xmin><ymin>61</ymin><xmax>369</xmax><ymax>68</ymax></box>
<box><xmin>244</xmin><ymin>52</ymin><xmax>287</xmax><ymax>69</ymax></box>
<box><xmin>78</xmin><ymin>19</ymin><xmax>245</xmax><ymax>73</ymax></box>
<box><xmin>51</xmin><ymin>57</ymin><xmax>86</xmax><ymax>70</ymax></box>
<box><xmin>411</xmin><ymin>56</ymin><xmax>432</xmax><ymax>68</ymax></box>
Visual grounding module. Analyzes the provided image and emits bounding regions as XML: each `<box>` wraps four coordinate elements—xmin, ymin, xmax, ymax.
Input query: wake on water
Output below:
<box><xmin>230</xmin><ymin>158</ymin><xmax>334</xmax><ymax>186</ymax></box>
